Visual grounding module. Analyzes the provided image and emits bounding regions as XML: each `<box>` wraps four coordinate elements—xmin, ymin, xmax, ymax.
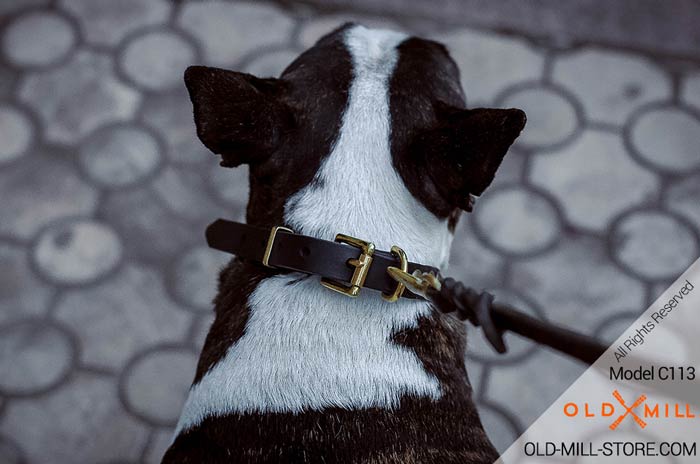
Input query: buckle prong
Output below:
<box><xmin>321</xmin><ymin>234</ymin><xmax>375</xmax><ymax>297</ymax></box>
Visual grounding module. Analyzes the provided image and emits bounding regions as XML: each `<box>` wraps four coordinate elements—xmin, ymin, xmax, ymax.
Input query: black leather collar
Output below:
<box><xmin>205</xmin><ymin>219</ymin><xmax>440</xmax><ymax>300</ymax></box>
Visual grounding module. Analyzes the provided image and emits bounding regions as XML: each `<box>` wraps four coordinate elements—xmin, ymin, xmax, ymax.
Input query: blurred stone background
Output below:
<box><xmin>0</xmin><ymin>0</ymin><xmax>699</xmax><ymax>462</ymax></box>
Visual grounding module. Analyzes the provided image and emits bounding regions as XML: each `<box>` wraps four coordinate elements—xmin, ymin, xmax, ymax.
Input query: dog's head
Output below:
<box><xmin>185</xmin><ymin>23</ymin><xmax>525</xmax><ymax>263</ymax></box>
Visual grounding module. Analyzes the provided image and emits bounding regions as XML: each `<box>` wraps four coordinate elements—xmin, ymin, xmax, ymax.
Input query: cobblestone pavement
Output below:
<box><xmin>1</xmin><ymin>1</ymin><xmax>699</xmax><ymax>462</ymax></box>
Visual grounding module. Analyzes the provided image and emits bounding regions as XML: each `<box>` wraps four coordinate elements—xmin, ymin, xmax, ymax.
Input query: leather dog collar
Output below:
<box><xmin>205</xmin><ymin>219</ymin><xmax>440</xmax><ymax>301</ymax></box>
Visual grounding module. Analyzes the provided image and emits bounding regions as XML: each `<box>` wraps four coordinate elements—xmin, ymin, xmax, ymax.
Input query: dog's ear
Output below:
<box><xmin>184</xmin><ymin>66</ymin><xmax>293</xmax><ymax>167</ymax></box>
<box><xmin>414</xmin><ymin>105</ymin><xmax>526</xmax><ymax>210</ymax></box>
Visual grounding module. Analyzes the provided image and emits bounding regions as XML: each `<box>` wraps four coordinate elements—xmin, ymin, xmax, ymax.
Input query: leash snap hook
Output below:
<box><xmin>386</xmin><ymin>267</ymin><xmax>441</xmax><ymax>298</ymax></box>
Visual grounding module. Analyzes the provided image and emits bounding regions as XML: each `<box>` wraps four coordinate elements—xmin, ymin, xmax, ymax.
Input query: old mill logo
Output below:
<box><xmin>564</xmin><ymin>390</ymin><xmax>696</xmax><ymax>430</ymax></box>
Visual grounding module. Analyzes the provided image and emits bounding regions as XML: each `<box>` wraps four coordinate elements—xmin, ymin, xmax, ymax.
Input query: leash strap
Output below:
<box><xmin>205</xmin><ymin>219</ymin><xmax>440</xmax><ymax>300</ymax></box>
<box><xmin>387</xmin><ymin>268</ymin><xmax>608</xmax><ymax>365</ymax></box>
<box><xmin>428</xmin><ymin>277</ymin><xmax>608</xmax><ymax>364</ymax></box>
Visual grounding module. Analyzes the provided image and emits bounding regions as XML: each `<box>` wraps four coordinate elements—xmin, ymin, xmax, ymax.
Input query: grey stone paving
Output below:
<box><xmin>0</xmin><ymin>1</ymin><xmax>699</xmax><ymax>462</ymax></box>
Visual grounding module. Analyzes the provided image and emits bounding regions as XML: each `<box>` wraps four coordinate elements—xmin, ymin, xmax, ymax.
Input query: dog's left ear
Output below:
<box><xmin>184</xmin><ymin>66</ymin><xmax>293</xmax><ymax>167</ymax></box>
<box><xmin>413</xmin><ymin>105</ymin><xmax>526</xmax><ymax>210</ymax></box>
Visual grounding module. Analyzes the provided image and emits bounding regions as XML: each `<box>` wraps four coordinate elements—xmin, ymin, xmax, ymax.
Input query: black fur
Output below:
<box><xmin>389</xmin><ymin>38</ymin><xmax>525</xmax><ymax>218</ymax></box>
<box><xmin>186</xmin><ymin>24</ymin><xmax>354</xmax><ymax>228</ymax></box>
<box><xmin>184</xmin><ymin>66</ymin><xmax>293</xmax><ymax>168</ymax></box>
<box><xmin>163</xmin><ymin>23</ymin><xmax>525</xmax><ymax>464</ymax></box>
<box><xmin>165</xmin><ymin>398</ymin><xmax>496</xmax><ymax>464</ymax></box>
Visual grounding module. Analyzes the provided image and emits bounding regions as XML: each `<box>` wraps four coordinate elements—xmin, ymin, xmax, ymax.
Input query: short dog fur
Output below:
<box><xmin>163</xmin><ymin>23</ymin><xmax>525</xmax><ymax>464</ymax></box>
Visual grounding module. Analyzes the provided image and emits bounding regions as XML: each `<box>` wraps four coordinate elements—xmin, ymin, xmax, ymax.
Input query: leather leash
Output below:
<box><xmin>388</xmin><ymin>270</ymin><xmax>608</xmax><ymax>365</ymax></box>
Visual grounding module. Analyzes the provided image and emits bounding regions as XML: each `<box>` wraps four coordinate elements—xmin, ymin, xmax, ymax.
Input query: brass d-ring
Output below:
<box><xmin>382</xmin><ymin>245</ymin><xmax>408</xmax><ymax>302</ymax></box>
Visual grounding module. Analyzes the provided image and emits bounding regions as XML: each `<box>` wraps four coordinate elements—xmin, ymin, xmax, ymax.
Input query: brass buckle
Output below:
<box><xmin>262</xmin><ymin>226</ymin><xmax>294</xmax><ymax>267</ymax></box>
<box><xmin>321</xmin><ymin>234</ymin><xmax>375</xmax><ymax>297</ymax></box>
<box><xmin>382</xmin><ymin>246</ymin><xmax>408</xmax><ymax>302</ymax></box>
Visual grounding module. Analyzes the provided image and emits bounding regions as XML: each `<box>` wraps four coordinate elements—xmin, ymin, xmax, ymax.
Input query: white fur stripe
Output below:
<box><xmin>175</xmin><ymin>275</ymin><xmax>440</xmax><ymax>434</ymax></box>
<box><xmin>175</xmin><ymin>25</ymin><xmax>450</xmax><ymax>435</ymax></box>
<box><xmin>286</xmin><ymin>26</ymin><xmax>453</xmax><ymax>268</ymax></box>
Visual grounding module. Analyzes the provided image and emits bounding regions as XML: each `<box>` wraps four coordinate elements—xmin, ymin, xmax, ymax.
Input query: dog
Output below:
<box><xmin>163</xmin><ymin>23</ymin><xmax>525</xmax><ymax>463</ymax></box>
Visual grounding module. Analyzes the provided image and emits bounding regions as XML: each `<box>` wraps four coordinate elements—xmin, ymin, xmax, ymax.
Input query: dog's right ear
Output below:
<box><xmin>184</xmin><ymin>66</ymin><xmax>293</xmax><ymax>167</ymax></box>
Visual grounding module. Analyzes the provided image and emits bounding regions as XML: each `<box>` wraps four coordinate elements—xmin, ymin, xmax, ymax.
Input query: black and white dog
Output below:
<box><xmin>163</xmin><ymin>23</ymin><xmax>525</xmax><ymax>463</ymax></box>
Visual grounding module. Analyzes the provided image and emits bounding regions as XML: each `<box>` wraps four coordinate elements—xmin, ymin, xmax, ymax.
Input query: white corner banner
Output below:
<box><xmin>497</xmin><ymin>258</ymin><xmax>700</xmax><ymax>463</ymax></box>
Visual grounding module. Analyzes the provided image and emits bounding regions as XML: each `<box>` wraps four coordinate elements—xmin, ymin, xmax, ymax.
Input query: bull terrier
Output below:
<box><xmin>163</xmin><ymin>23</ymin><xmax>525</xmax><ymax>463</ymax></box>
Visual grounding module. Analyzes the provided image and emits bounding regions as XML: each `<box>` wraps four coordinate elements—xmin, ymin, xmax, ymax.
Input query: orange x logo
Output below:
<box><xmin>609</xmin><ymin>390</ymin><xmax>647</xmax><ymax>430</ymax></box>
